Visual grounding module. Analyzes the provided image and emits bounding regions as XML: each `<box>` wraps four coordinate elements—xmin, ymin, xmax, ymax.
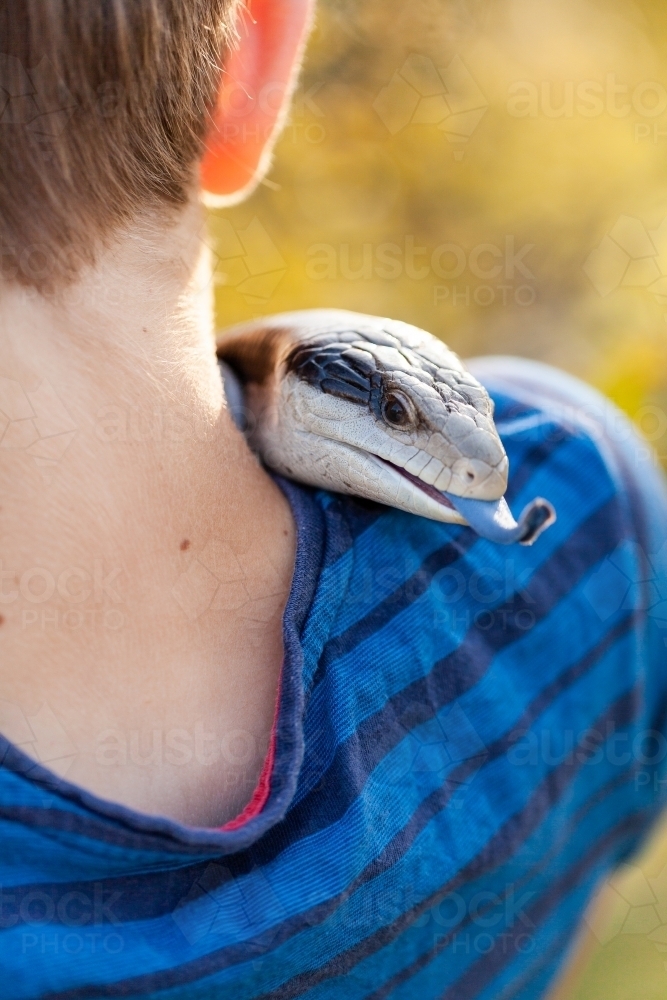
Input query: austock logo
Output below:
<box><xmin>373</xmin><ymin>54</ymin><xmax>488</xmax><ymax>159</ymax></box>
<box><xmin>0</xmin><ymin>53</ymin><xmax>76</xmax><ymax>139</ymax></box>
<box><xmin>171</xmin><ymin>537</ymin><xmax>286</xmax><ymax>623</ymax></box>
<box><xmin>208</xmin><ymin>216</ymin><xmax>287</xmax><ymax>305</ymax></box>
<box><xmin>0</xmin><ymin>699</ymin><xmax>78</xmax><ymax>778</ymax></box>
<box><xmin>0</xmin><ymin>376</ymin><xmax>77</xmax><ymax>484</ymax></box>
<box><xmin>583</xmin><ymin>540</ymin><xmax>667</xmax><ymax>642</ymax></box>
<box><xmin>371</xmin><ymin>701</ymin><xmax>489</xmax><ymax>803</ymax></box>
<box><xmin>172</xmin><ymin>862</ymin><xmax>287</xmax><ymax>957</ymax></box>
<box><xmin>583</xmin><ymin>213</ymin><xmax>667</xmax><ymax>313</ymax></box>
<box><xmin>585</xmin><ymin>861</ymin><xmax>667</xmax><ymax>959</ymax></box>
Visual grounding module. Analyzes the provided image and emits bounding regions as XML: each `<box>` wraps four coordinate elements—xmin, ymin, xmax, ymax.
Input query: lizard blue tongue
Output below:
<box><xmin>444</xmin><ymin>493</ymin><xmax>556</xmax><ymax>546</ymax></box>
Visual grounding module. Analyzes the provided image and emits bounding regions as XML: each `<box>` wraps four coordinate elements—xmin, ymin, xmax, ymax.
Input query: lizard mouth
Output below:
<box><xmin>375</xmin><ymin>455</ymin><xmax>555</xmax><ymax>546</ymax></box>
<box><xmin>375</xmin><ymin>457</ymin><xmax>457</xmax><ymax>509</ymax></box>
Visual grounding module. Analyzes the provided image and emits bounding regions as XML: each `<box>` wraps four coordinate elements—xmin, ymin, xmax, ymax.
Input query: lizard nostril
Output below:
<box><xmin>452</xmin><ymin>457</ymin><xmax>503</xmax><ymax>500</ymax></box>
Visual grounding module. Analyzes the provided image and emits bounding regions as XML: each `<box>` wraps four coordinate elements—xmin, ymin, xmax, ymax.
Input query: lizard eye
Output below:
<box><xmin>382</xmin><ymin>392</ymin><xmax>415</xmax><ymax>429</ymax></box>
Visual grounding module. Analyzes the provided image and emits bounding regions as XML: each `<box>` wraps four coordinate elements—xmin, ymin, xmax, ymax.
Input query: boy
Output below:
<box><xmin>0</xmin><ymin>1</ymin><xmax>666</xmax><ymax>996</ymax></box>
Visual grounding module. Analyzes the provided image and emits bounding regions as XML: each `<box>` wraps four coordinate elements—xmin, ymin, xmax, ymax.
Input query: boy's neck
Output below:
<box><xmin>0</xmin><ymin>198</ymin><xmax>295</xmax><ymax>827</ymax></box>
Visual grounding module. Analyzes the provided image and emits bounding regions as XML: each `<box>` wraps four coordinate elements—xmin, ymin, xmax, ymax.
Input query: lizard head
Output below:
<box><xmin>219</xmin><ymin>309</ymin><xmax>508</xmax><ymax>526</ymax></box>
<box><xmin>218</xmin><ymin>309</ymin><xmax>555</xmax><ymax>544</ymax></box>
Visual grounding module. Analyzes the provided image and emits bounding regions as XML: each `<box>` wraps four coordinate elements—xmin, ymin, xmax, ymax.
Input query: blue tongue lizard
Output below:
<box><xmin>219</xmin><ymin>359</ymin><xmax>556</xmax><ymax>546</ymax></box>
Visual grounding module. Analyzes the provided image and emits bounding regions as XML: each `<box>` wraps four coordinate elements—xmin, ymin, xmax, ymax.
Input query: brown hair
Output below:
<box><xmin>0</xmin><ymin>0</ymin><xmax>239</xmax><ymax>290</ymax></box>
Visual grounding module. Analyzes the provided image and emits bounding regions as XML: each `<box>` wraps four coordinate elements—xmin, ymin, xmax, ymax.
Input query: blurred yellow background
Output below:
<box><xmin>209</xmin><ymin>0</ymin><xmax>667</xmax><ymax>994</ymax></box>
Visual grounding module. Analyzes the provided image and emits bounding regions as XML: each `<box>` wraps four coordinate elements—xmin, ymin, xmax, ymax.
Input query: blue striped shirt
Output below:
<box><xmin>2</xmin><ymin>358</ymin><xmax>667</xmax><ymax>999</ymax></box>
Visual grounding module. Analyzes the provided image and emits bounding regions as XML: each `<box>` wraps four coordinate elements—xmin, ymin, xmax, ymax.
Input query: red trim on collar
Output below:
<box><xmin>219</xmin><ymin>675</ymin><xmax>281</xmax><ymax>831</ymax></box>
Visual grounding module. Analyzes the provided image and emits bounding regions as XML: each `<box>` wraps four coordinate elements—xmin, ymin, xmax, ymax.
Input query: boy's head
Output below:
<box><xmin>0</xmin><ymin>0</ymin><xmax>313</xmax><ymax>291</ymax></box>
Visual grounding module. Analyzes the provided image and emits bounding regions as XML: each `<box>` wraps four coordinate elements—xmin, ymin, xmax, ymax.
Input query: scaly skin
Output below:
<box><xmin>217</xmin><ymin>309</ymin><xmax>554</xmax><ymax>542</ymax></box>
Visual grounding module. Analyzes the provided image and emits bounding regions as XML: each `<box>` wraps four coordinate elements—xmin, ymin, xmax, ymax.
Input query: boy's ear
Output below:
<box><xmin>201</xmin><ymin>0</ymin><xmax>315</xmax><ymax>203</ymax></box>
